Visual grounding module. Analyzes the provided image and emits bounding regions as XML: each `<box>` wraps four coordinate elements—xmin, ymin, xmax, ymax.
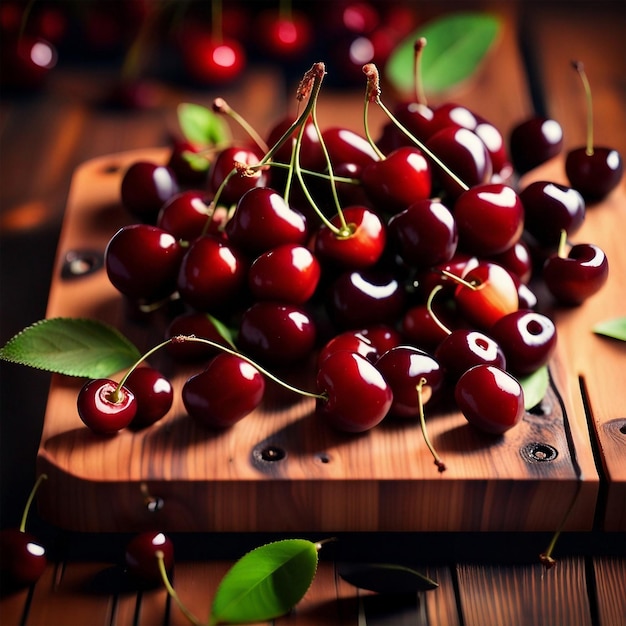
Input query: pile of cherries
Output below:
<box><xmin>79</xmin><ymin>60</ymin><xmax>621</xmax><ymax>450</ymax></box>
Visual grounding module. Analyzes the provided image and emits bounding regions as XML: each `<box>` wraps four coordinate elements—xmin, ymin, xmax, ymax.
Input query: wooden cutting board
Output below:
<box><xmin>35</xmin><ymin>147</ymin><xmax>625</xmax><ymax>533</ymax></box>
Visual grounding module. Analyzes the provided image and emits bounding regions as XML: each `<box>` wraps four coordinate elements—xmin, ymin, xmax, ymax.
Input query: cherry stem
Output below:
<box><xmin>270</xmin><ymin>161</ymin><xmax>358</xmax><ymax>185</ymax></box>
<box><xmin>362</xmin><ymin>63</ymin><xmax>469</xmax><ymax>192</ymax></box>
<box><xmin>426</xmin><ymin>285</ymin><xmax>452</xmax><ymax>336</ymax></box>
<box><xmin>279</xmin><ymin>0</ymin><xmax>292</xmax><ymax>21</ymax></box>
<box><xmin>156</xmin><ymin>551</ymin><xmax>204</xmax><ymax>626</ymax></box>
<box><xmin>416</xmin><ymin>378</ymin><xmax>446</xmax><ymax>472</ymax></box>
<box><xmin>571</xmin><ymin>60</ymin><xmax>594</xmax><ymax>156</ymax></box>
<box><xmin>212</xmin><ymin>98</ymin><xmax>269</xmax><ymax>154</ymax></box>
<box><xmin>557</xmin><ymin>229</ymin><xmax>569</xmax><ymax>259</ymax></box>
<box><xmin>413</xmin><ymin>37</ymin><xmax>428</xmax><ymax>106</ymax></box>
<box><xmin>211</xmin><ymin>0</ymin><xmax>223</xmax><ymax>44</ymax></box>
<box><xmin>439</xmin><ymin>269</ymin><xmax>478</xmax><ymax>290</ymax></box>
<box><xmin>20</xmin><ymin>474</ymin><xmax>47</xmax><ymax>533</ymax></box>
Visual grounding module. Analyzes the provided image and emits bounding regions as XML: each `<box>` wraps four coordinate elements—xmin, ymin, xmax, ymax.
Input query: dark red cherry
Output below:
<box><xmin>565</xmin><ymin>147</ymin><xmax>623</xmax><ymax>202</ymax></box>
<box><xmin>316</xmin><ymin>351</ymin><xmax>392</xmax><ymax>433</ymax></box>
<box><xmin>543</xmin><ymin>242</ymin><xmax>609</xmax><ymax>306</ymax></box>
<box><xmin>322</xmin><ymin>126</ymin><xmax>379</xmax><ymax>169</ymax></box>
<box><xmin>257</xmin><ymin>9</ymin><xmax>313</xmax><ymax>58</ymax></box>
<box><xmin>435</xmin><ymin>329</ymin><xmax>506</xmax><ymax>383</ymax></box>
<box><xmin>0</xmin><ymin>529</ymin><xmax>47</xmax><ymax>587</ymax></box>
<box><xmin>177</xmin><ymin>235</ymin><xmax>249</xmax><ymax>313</ymax></box>
<box><xmin>488</xmin><ymin>239</ymin><xmax>533</xmax><ymax>285</ymax></box>
<box><xmin>509</xmin><ymin>116</ymin><xmax>564</xmax><ymax>174</ymax></box>
<box><xmin>105</xmin><ymin>224</ymin><xmax>184</xmax><ymax>303</ymax></box>
<box><xmin>166</xmin><ymin>139</ymin><xmax>209</xmax><ymax>185</ymax></box>
<box><xmin>387</xmin><ymin>198</ymin><xmax>458</xmax><ymax>268</ymax></box>
<box><xmin>248</xmin><ymin>244</ymin><xmax>321</xmax><ymax>304</ymax></box>
<box><xmin>120</xmin><ymin>161</ymin><xmax>180</xmax><ymax>222</ymax></box>
<box><xmin>358</xmin><ymin>324</ymin><xmax>403</xmax><ymax>356</ymax></box>
<box><xmin>519</xmin><ymin>181</ymin><xmax>586</xmax><ymax>248</ymax></box>
<box><xmin>125</xmin><ymin>531</ymin><xmax>174</xmax><ymax>585</ymax></box>
<box><xmin>454</xmin><ymin>184</ymin><xmax>524</xmax><ymax>256</ymax></box>
<box><xmin>490</xmin><ymin>310</ymin><xmax>557</xmax><ymax>376</ymax></box>
<box><xmin>208</xmin><ymin>146</ymin><xmax>268</xmax><ymax>206</ymax></box>
<box><xmin>318</xmin><ymin>330</ymin><xmax>379</xmax><ymax>367</ymax></box>
<box><xmin>401</xmin><ymin>304</ymin><xmax>453</xmax><ymax>352</ymax></box>
<box><xmin>238</xmin><ymin>302</ymin><xmax>317</xmax><ymax>365</ymax></box>
<box><xmin>265</xmin><ymin>116</ymin><xmax>323</xmax><ymax>171</ymax></box>
<box><xmin>392</xmin><ymin>101</ymin><xmax>435</xmax><ymax>142</ymax></box>
<box><xmin>375</xmin><ymin>346</ymin><xmax>444</xmax><ymax>418</ymax></box>
<box><xmin>156</xmin><ymin>190</ymin><xmax>216</xmax><ymax>241</ymax></box>
<box><xmin>0</xmin><ymin>33</ymin><xmax>57</xmax><ymax>92</ymax></box>
<box><xmin>415</xmin><ymin>252</ymin><xmax>480</xmax><ymax>300</ymax></box>
<box><xmin>124</xmin><ymin>367</ymin><xmax>173</xmax><ymax>428</ymax></box>
<box><xmin>76</xmin><ymin>378</ymin><xmax>136</xmax><ymax>434</ymax></box>
<box><xmin>182</xmin><ymin>353</ymin><xmax>265</xmax><ymax>428</ymax></box>
<box><xmin>181</xmin><ymin>33</ymin><xmax>246</xmax><ymax>84</ymax></box>
<box><xmin>165</xmin><ymin>311</ymin><xmax>233</xmax><ymax>361</ymax></box>
<box><xmin>455</xmin><ymin>365</ymin><xmax>525</xmax><ymax>435</ymax></box>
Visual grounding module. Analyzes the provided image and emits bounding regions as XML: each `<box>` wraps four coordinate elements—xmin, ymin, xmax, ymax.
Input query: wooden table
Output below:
<box><xmin>1</xmin><ymin>1</ymin><xmax>624</xmax><ymax>624</ymax></box>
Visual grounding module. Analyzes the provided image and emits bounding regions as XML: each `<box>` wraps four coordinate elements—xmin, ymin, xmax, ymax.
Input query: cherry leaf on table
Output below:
<box><xmin>209</xmin><ymin>539</ymin><xmax>318</xmax><ymax>625</ymax></box>
<box><xmin>592</xmin><ymin>317</ymin><xmax>626</xmax><ymax>342</ymax></box>
<box><xmin>338</xmin><ymin>562</ymin><xmax>438</xmax><ymax>594</ymax></box>
<box><xmin>207</xmin><ymin>313</ymin><xmax>238</xmax><ymax>348</ymax></box>
<box><xmin>177</xmin><ymin>102</ymin><xmax>230</xmax><ymax>147</ymax></box>
<box><xmin>385</xmin><ymin>12</ymin><xmax>502</xmax><ymax>95</ymax></box>
<box><xmin>0</xmin><ymin>317</ymin><xmax>141</xmax><ymax>378</ymax></box>
<box><xmin>518</xmin><ymin>365</ymin><xmax>550</xmax><ymax>411</ymax></box>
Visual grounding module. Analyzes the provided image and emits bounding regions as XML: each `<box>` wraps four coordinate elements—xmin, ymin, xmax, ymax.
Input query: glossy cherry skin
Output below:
<box><xmin>208</xmin><ymin>146</ymin><xmax>268</xmax><ymax>206</ymax></box>
<box><xmin>125</xmin><ymin>531</ymin><xmax>174</xmax><ymax>586</ymax></box>
<box><xmin>182</xmin><ymin>353</ymin><xmax>265</xmax><ymax>428</ymax></box>
<box><xmin>120</xmin><ymin>161</ymin><xmax>180</xmax><ymax>222</ymax></box>
<box><xmin>316</xmin><ymin>351</ymin><xmax>393</xmax><ymax>433</ymax></box>
<box><xmin>176</xmin><ymin>235</ymin><xmax>249</xmax><ymax>313</ymax></box>
<box><xmin>435</xmin><ymin>330</ymin><xmax>506</xmax><ymax>383</ymax></box>
<box><xmin>156</xmin><ymin>190</ymin><xmax>216</xmax><ymax>241</ymax></box>
<box><xmin>454</xmin><ymin>184</ymin><xmax>524</xmax><ymax>256</ymax></box>
<box><xmin>519</xmin><ymin>181</ymin><xmax>586</xmax><ymax>248</ymax></box>
<box><xmin>375</xmin><ymin>346</ymin><xmax>444</xmax><ymax>418</ymax></box>
<box><xmin>225</xmin><ymin>187</ymin><xmax>308</xmax><ymax>255</ymax></box>
<box><xmin>326</xmin><ymin>270</ymin><xmax>405</xmax><ymax>330</ymax></box>
<box><xmin>455</xmin><ymin>365</ymin><xmax>525</xmax><ymax>435</ymax></box>
<box><xmin>455</xmin><ymin>262</ymin><xmax>519</xmax><ymax>329</ymax></box>
<box><xmin>488</xmin><ymin>239</ymin><xmax>533</xmax><ymax>285</ymax></box>
<box><xmin>238</xmin><ymin>302</ymin><xmax>317</xmax><ymax>365</ymax></box>
<box><xmin>105</xmin><ymin>224</ymin><xmax>184</xmax><ymax>303</ymax></box>
<box><xmin>124</xmin><ymin>367</ymin><xmax>173</xmax><ymax>428</ymax></box>
<box><xmin>509</xmin><ymin>116</ymin><xmax>564</xmax><ymax>174</ymax></box>
<box><xmin>76</xmin><ymin>378</ymin><xmax>137</xmax><ymax>434</ymax></box>
<box><xmin>181</xmin><ymin>34</ymin><xmax>246</xmax><ymax>84</ymax></box>
<box><xmin>318</xmin><ymin>330</ymin><xmax>379</xmax><ymax>367</ymax></box>
<box><xmin>166</xmin><ymin>139</ymin><xmax>209</xmax><ymax>185</ymax></box>
<box><xmin>401</xmin><ymin>304</ymin><xmax>454</xmax><ymax>352</ymax></box>
<box><xmin>490</xmin><ymin>310</ymin><xmax>557</xmax><ymax>376</ymax></box>
<box><xmin>415</xmin><ymin>252</ymin><xmax>480</xmax><ymax>300</ymax></box>
<box><xmin>565</xmin><ymin>147</ymin><xmax>624</xmax><ymax>201</ymax></box>
<box><xmin>387</xmin><ymin>198</ymin><xmax>458</xmax><ymax>269</ymax></box>
<box><xmin>165</xmin><ymin>311</ymin><xmax>233</xmax><ymax>361</ymax></box>
<box><xmin>257</xmin><ymin>9</ymin><xmax>313</xmax><ymax>58</ymax></box>
<box><xmin>322</xmin><ymin>126</ymin><xmax>379</xmax><ymax>169</ymax></box>
<box><xmin>248</xmin><ymin>244</ymin><xmax>321</xmax><ymax>304</ymax></box>
<box><xmin>361</xmin><ymin>146</ymin><xmax>431</xmax><ymax>213</ymax></box>
<box><xmin>358</xmin><ymin>324</ymin><xmax>403</xmax><ymax>356</ymax></box>
<box><xmin>314</xmin><ymin>205</ymin><xmax>386</xmax><ymax>269</ymax></box>
<box><xmin>0</xmin><ymin>529</ymin><xmax>47</xmax><ymax>587</ymax></box>
<box><xmin>543</xmin><ymin>243</ymin><xmax>609</xmax><ymax>306</ymax></box>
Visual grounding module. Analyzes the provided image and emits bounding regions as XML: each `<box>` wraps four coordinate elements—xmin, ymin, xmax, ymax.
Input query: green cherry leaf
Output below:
<box><xmin>592</xmin><ymin>317</ymin><xmax>626</xmax><ymax>342</ymax></box>
<box><xmin>209</xmin><ymin>539</ymin><xmax>319</xmax><ymax>625</ymax></box>
<box><xmin>338</xmin><ymin>562</ymin><xmax>439</xmax><ymax>594</ymax></box>
<box><xmin>385</xmin><ymin>12</ymin><xmax>502</xmax><ymax>95</ymax></box>
<box><xmin>177</xmin><ymin>102</ymin><xmax>230</xmax><ymax>147</ymax></box>
<box><xmin>206</xmin><ymin>313</ymin><xmax>238</xmax><ymax>348</ymax></box>
<box><xmin>0</xmin><ymin>318</ymin><xmax>141</xmax><ymax>378</ymax></box>
<box><xmin>518</xmin><ymin>365</ymin><xmax>550</xmax><ymax>411</ymax></box>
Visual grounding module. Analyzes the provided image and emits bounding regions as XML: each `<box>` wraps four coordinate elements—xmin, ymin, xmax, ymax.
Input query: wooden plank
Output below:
<box><xmin>456</xmin><ymin>557</ymin><xmax>593</xmax><ymax>626</ymax></box>
<box><xmin>593</xmin><ymin>556</ymin><xmax>626</xmax><ymax>626</ymax></box>
<box><xmin>0</xmin><ymin>585</ymin><xmax>30</xmax><ymax>626</ymax></box>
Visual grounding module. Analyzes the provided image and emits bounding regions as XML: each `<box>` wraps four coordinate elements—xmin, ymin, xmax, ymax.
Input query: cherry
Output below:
<box><xmin>455</xmin><ymin>365</ymin><xmax>525</xmax><ymax>435</ymax></box>
<box><xmin>237</xmin><ymin>302</ymin><xmax>317</xmax><ymax>365</ymax></box>
<box><xmin>488</xmin><ymin>239</ymin><xmax>533</xmax><ymax>285</ymax></box>
<box><xmin>176</xmin><ymin>235</ymin><xmax>249</xmax><ymax>313</ymax></box>
<box><xmin>565</xmin><ymin>61</ymin><xmax>623</xmax><ymax>201</ymax></box>
<box><xmin>165</xmin><ymin>311</ymin><xmax>233</xmax><ymax>362</ymax></box>
<box><xmin>248</xmin><ymin>243</ymin><xmax>321</xmax><ymax>304</ymax></box>
<box><xmin>0</xmin><ymin>475</ymin><xmax>48</xmax><ymax>588</ymax></box>
<box><xmin>265</xmin><ymin>116</ymin><xmax>323</xmax><ymax>173</ymax></box>
<box><xmin>358</xmin><ymin>324</ymin><xmax>403</xmax><ymax>356</ymax></box>
<box><xmin>375</xmin><ymin>346</ymin><xmax>444</xmax><ymax>418</ymax></box>
<box><xmin>180</xmin><ymin>32</ymin><xmax>246</xmax><ymax>85</ymax></box>
<box><xmin>257</xmin><ymin>8</ymin><xmax>313</xmax><ymax>59</ymax></box>
<box><xmin>387</xmin><ymin>198</ymin><xmax>458</xmax><ymax>269</ymax></box>
<box><xmin>454</xmin><ymin>183</ymin><xmax>525</xmax><ymax>256</ymax></box>
<box><xmin>322</xmin><ymin>126</ymin><xmax>380</xmax><ymax>169</ymax></box>
<box><xmin>519</xmin><ymin>181</ymin><xmax>586</xmax><ymax>249</ymax></box>
<box><xmin>316</xmin><ymin>351</ymin><xmax>392</xmax><ymax>433</ymax></box>
<box><xmin>125</xmin><ymin>531</ymin><xmax>174</xmax><ymax>586</ymax></box>
<box><xmin>543</xmin><ymin>232</ymin><xmax>609</xmax><ymax>306</ymax></box>
<box><xmin>401</xmin><ymin>303</ymin><xmax>454</xmax><ymax>352</ymax></box>
<box><xmin>182</xmin><ymin>353</ymin><xmax>265</xmax><ymax>428</ymax></box>
<box><xmin>76</xmin><ymin>378</ymin><xmax>137</xmax><ymax>434</ymax></box>
<box><xmin>156</xmin><ymin>190</ymin><xmax>217</xmax><ymax>242</ymax></box>
<box><xmin>509</xmin><ymin>116</ymin><xmax>563</xmax><ymax>174</ymax></box>
<box><xmin>318</xmin><ymin>330</ymin><xmax>379</xmax><ymax>367</ymax></box>
<box><xmin>166</xmin><ymin>139</ymin><xmax>210</xmax><ymax>185</ymax></box>
<box><xmin>120</xmin><ymin>161</ymin><xmax>180</xmax><ymax>222</ymax></box>
<box><xmin>0</xmin><ymin>33</ymin><xmax>57</xmax><ymax>93</ymax></box>
<box><xmin>490</xmin><ymin>310</ymin><xmax>557</xmax><ymax>376</ymax></box>
<box><xmin>361</xmin><ymin>146</ymin><xmax>431</xmax><ymax>213</ymax></box>
<box><xmin>124</xmin><ymin>366</ymin><xmax>173</xmax><ymax>428</ymax></box>
<box><xmin>414</xmin><ymin>252</ymin><xmax>480</xmax><ymax>300</ymax></box>
<box><xmin>105</xmin><ymin>224</ymin><xmax>185</xmax><ymax>303</ymax></box>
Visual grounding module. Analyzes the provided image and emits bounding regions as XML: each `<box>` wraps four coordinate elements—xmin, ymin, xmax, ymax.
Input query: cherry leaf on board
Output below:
<box><xmin>0</xmin><ymin>317</ymin><xmax>141</xmax><ymax>378</ymax></box>
<box><xmin>339</xmin><ymin>562</ymin><xmax>438</xmax><ymax>594</ymax></box>
<box><xmin>518</xmin><ymin>365</ymin><xmax>550</xmax><ymax>411</ymax></box>
<box><xmin>177</xmin><ymin>102</ymin><xmax>230</xmax><ymax>147</ymax></box>
<box><xmin>592</xmin><ymin>317</ymin><xmax>626</xmax><ymax>342</ymax></box>
<box><xmin>207</xmin><ymin>313</ymin><xmax>238</xmax><ymax>348</ymax></box>
<box><xmin>209</xmin><ymin>539</ymin><xmax>318</xmax><ymax>625</ymax></box>
<box><xmin>385</xmin><ymin>12</ymin><xmax>502</xmax><ymax>95</ymax></box>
